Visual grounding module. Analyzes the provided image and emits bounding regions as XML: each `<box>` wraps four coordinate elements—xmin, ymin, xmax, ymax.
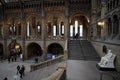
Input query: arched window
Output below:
<box><xmin>70</xmin><ymin>25</ymin><xmax>73</xmax><ymax>37</ymax></box>
<box><xmin>53</xmin><ymin>25</ymin><xmax>56</xmax><ymax>36</ymax></box>
<box><xmin>75</xmin><ymin>20</ymin><xmax>78</xmax><ymax>35</ymax></box>
<box><xmin>37</xmin><ymin>25</ymin><xmax>40</xmax><ymax>33</ymax></box>
<box><xmin>61</xmin><ymin>25</ymin><xmax>64</xmax><ymax>35</ymax></box>
<box><xmin>27</xmin><ymin>22</ymin><xmax>30</xmax><ymax>37</ymax></box>
<box><xmin>113</xmin><ymin>15</ymin><xmax>119</xmax><ymax>36</ymax></box>
<box><xmin>97</xmin><ymin>25</ymin><xmax>101</xmax><ymax>39</ymax></box>
<box><xmin>9</xmin><ymin>25</ymin><xmax>13</xmax><ymax>35</ymax></box>
<box><xmin>108</xmin><ymin>18</ymin><xmax>112</xmax><ymax>36</ymax></box>
<box><xmin>80</xmin><ymin>25</ymin><xmax>83</xmax><ymax>37</ymax></box>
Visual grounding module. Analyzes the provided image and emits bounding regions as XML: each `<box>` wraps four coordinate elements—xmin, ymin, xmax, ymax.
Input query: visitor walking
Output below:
<box><xmin>19</xmin><ymin>69</ymin><xmax>23</xmax><ymax>79</ymax></box>
<box><xmin>3</xmin><ymin>77</ymin><xmax>8</xmax><ymax>80</ymax></box>
<box><xmin>21</xmin><ymin>65</ymin><xmax>25</xmax><ymax>76</ymax></box>
<box><xmin>16</xmin><ymin>65</ymin><xmax>20</xmax><ymax>74</ymax></box>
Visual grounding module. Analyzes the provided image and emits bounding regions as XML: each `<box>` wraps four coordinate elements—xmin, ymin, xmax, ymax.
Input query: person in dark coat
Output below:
<box><xmin>21</xmin><ymin>65</ymin><xmax>25</xmax><ymax>76</ymax></box>
<box><xmin>19</xmin><ymin>69</ymin><xmax>23</xmax><ymax>79</ymax></box>
<box><xmin>3</xmin><ymin>77</ymin><xmax>8</xmax><ymax>80</ymax></box>
<box><xmin>16</xmin><ymin>65</ymin><xmax>20</xmax><ymax>74</ymax></box>
<box><xmin>8</xmin><ymin>56</ymin><xmax>11</xmax><ymax>63</ymax></box>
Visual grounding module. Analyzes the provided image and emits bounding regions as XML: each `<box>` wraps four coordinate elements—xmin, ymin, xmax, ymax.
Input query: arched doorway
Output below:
<box><xmin>27</xmin><ymin>43</ymin><xmax>42</xmax><ymax>59</ymax></box>
<box><xmin>69</xmin><ymin>14</ymin><xmax>89</xmax><ymax>39</ymax></box>
<box><xmin>0</xmin><ymin>43</ymin><xmax>3</xmax><ymax>56</ymax></box>
<box><xmin>47</xmin><ymin>43</ymin><xmax>63</xmax><ymax>60</ymax></box>
<box><xmin>9</xmin><ymin>41</ymin><xmax>22</xmax><ymax>61</ymax></box>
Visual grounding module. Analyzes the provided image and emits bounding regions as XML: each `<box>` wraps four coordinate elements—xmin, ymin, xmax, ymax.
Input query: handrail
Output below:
<box><xmin>30</xmin><ymin>55</ymin><xmax>64</xmax><ymax>72</ymax></box>
<box><xmin>41</xmin><ymin>62</ymin><xmax>67</xmax><ymax>80</ymax></box>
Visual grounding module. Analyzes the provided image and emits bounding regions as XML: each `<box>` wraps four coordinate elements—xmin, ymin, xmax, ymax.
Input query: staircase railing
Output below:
<box><xmin>30</xmin><ymin>55</ymin><xmax>64</xmax><ymax>72</ymax></box>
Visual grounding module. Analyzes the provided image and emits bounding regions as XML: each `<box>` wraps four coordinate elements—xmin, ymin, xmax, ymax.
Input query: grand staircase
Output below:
<box><xmin>68</xmin><ymin>39</ymin><xmax>100</xmax><ymax>61</ymax></box>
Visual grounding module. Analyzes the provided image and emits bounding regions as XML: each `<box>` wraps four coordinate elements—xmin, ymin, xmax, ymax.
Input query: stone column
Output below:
<box><xmin>21</xmin><ymin>19</ymin><xmax>26</xmax><ymax>60</ymax></box>
<box><xmin>3</xmin><ymin>21</ymin><xmax>9</xmax><ymax>58</ymax></box>
<box><xmin>64</xmin><ymin>17</ymin><xmax>69</xmax><ymax>39</ymax></box>
<box><xmin>65</xmin><ymin>0</ymin><xmax>69</xmax><ymax>39</ymax></box>
<box><xmin>3</xmin><ymin>4</ymin><xmax>9</xmax><ymax>58</ymax></box>
<box><xmin>56</xmin><ymin>24</ymin><xmax>59</xmax><ymax>36</ymax></box>
<box><xmin>19</xmin><ymin>2</ymin><xmax>27</xmax><ymax>60</ymax></box>
<box><xmin>41</xmin><ymin>0</ymin><xmax>46</xmax><ymax>61</ymax></box>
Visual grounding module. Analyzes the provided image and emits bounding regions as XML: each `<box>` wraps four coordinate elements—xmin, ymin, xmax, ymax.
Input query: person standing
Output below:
<box><xmin>3</xmin><ymin>77</ymin><xmax>8</xmax><ymax>80</ymax></box>
<box><xmin>16</xmin><ymin>65</ymin><xmax>20</xmax><ymax>74</ymax></box>
<box><xmin>21</xmin><ymin>65</ymin><xmax>25</xmax><ymax>76</ymax></box>
<box><xmin>19</xmin><ymin>69</ymin><xmax>23</xmax><ymax>79</ymax></box>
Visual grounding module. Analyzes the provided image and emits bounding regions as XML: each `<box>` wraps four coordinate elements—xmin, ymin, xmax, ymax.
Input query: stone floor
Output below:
<box><xmin>67</xmin><ymin>60</ymin><xmax>113</xmax><ymax>80</ymax></box>
<box><xmin>0</xmin><ymin>59</ymin><xmax>114</xmax><ymax>80</ymax></box>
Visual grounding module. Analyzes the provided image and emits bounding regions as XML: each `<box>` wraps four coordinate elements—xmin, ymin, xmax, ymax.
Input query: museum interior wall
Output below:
<box><xmin>0</xmin><ymin>0</ymin><xmax>120</xmax><ymax>70</ymax></box>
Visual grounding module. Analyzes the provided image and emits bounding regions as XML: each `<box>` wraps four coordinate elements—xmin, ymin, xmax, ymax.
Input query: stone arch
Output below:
<box><xmin>69</xmin><ymin>13</ymin><xmax>90</xmax><ymax>24</ymax></box>
<box><xmin>26</xmin><ymin>14</ymin><xmax>39</xmax><ymax>37</ymax></box>
<box><xmin>46</xmin><ymin>43</ymin><xmax>63</xmax><ymax>59</ymax></box>
<box><xmin>69</xmin><ymin>13</ymin><xmax>90</xmax><ymax>39</ymax></box>
<box><xmin>27</xmin><ymin>43</ymin><xmax>42</xmax><ymax>59</ymax></box>
<box><xmin>45</xmin><ymin>13</ymin><xmax>65</xmax><ymax>38</ymax></box>
<box><xmin>8</xmin><ymin>41</ymin><xmax>22</xmax><ymax>57</ymax></box>
<box><xmin>7</xmin><ymin>17</ymin><xmax>21</xmax><ymax>36</ymax></box>
<box><xmin>45</xmin><ymin>13</ymin><xmax>65</xmax><ymax>24</ymax></box>
<box><xmin>0</xmin><ymin>43</ymin><xmax>3</xmax><ymax>56</ymax></box>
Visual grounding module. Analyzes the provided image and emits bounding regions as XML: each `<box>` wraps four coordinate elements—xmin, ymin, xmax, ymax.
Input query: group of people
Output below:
<box><xmin>16</xmin><ymin>65</ymin><xmax>25</xmax><ymax>79</ymax></box>
<box><xmin>8</xmin><ymin>55</ymin><xmax>17</xmax><ymax>63</ymax></box>
<box><xmin>3</xmin><ymin>65</ymin><xmax>25</xmax><ymax>80</ymax></box>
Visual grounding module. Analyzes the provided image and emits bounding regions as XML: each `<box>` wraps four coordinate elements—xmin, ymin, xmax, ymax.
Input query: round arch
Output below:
<box><xmin>27</xmin><ymin>43</ymin><xmax>42</xmax><ymax>59</ymax></box>
<box><xmin>46</xmin><ymin>43</ymin><xmax>63</xmax><ymax>60</ymax></box>
<box><xmin>8</xmin><ymin>41</ymin><xmax>22</xmax><ymax>57</ymax></box>
<box><xmin>69</xmin><ymin>13</ymin><xmax>90</xmax><ymax>39</ymax></box>
<box><xmin>45</xmin><ymin>13</ymin><xmax>66</xmax><ymax>38</ymax></box>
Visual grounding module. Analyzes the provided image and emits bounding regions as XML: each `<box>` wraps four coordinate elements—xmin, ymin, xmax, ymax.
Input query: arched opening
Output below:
<box><xmin>113</xmin><ymin>15</ymin><xmax>119</xmax><ymax>36</ymax></box>
<box><xmin>46</xmin><ymin>43</ymin><xmax>63</xmax><ymax>60</ymax></box>
<box><xmin>70</xmin><ymin>15</ymin><xmax>89</xmax><ymax>39</ymax></box>
<box><xmin>26</xmin><ymin>16</ymin><xmax>42</xmax><ymax>38</ymax></box>
<box><xmin>46</xmin><ymin>14</ymin><xmax>65</xmax><ymax>39</ymax></box>
<box><xmin>0</xmin><ymin>43</ymin><xmax>3</xmax><ymax>56</ymax></box>
<box><xmin>107</xmin><ymin>18</ymin><xmax>112</xmax><ymax>36</ymax></box>
<box><xmin>27</xmin><ymin>43</ymin><xmax>42</xmax><ymax>59</ymax></box>
<box><xmin>9</xmin><ymin>41</ymin><xmax>22</xmax><ymax>61</ymax></box>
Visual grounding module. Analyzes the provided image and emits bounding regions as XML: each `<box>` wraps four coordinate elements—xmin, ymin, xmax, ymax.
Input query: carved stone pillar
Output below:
<box><xmin>41</xmin><ymin>0</ymin><xmax>46</xmax><ymax>61</ymax></box>
<box><xmin>3</xmin><ymin>21</ymin><xmax>9</xmax><ymax>58</ymax></box>
<box><xmin>21</xmin><ymin>19</ymin><xmax>26</xmax><ymax>60</ymax></box>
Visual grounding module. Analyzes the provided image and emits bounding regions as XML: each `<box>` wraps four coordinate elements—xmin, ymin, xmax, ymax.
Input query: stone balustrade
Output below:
<box><xmin>41</xmin><ymin>62</ymin><xmax>67</xmax><ymax>80</ymax></box>
<box><xmin>30</xmin><ymin>55</ymin><xmax>64</xmax><ymax>72</ymax></box>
